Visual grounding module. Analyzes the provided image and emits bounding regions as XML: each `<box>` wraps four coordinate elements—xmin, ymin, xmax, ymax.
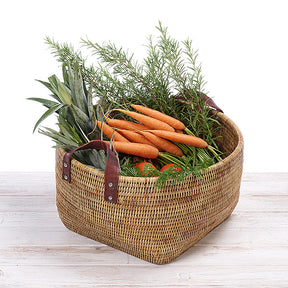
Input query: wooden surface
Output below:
<box><xmin>0</xmin><ymin>172</ymin><xmax>287</xmax><ymax>287</ymax></box>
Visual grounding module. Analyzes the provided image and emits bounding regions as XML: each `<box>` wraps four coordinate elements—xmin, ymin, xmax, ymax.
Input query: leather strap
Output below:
<box><xmin>62</xmin><ymin>140</ymin><xmax>119</xmax><ymax>204</ymax></box>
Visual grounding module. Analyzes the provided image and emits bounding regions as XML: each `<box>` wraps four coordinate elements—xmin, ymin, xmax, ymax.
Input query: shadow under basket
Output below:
<box><xmin>55</xmin><ymin>112</ymin><xmax>244</xmax><ymax>264</ymax></box>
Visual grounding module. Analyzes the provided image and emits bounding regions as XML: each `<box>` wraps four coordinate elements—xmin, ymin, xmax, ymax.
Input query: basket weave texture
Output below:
<box><xmin>55</xmin><ymin>113</ymin><xmax>243</xmax><ymax>264</ymax></box>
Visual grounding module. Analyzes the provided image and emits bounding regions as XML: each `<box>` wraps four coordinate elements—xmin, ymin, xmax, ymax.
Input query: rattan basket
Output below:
<box><xmin>55</xmin><ymin>112</ymin><xmax>243</xmax><ymax>264</ymax></box>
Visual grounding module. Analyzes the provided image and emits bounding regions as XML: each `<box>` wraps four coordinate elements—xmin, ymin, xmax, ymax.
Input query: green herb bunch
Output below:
<box><xmin>30</xmin><ymin>21</ymin><xmax>223</xmax><ymax>187</ymax></box>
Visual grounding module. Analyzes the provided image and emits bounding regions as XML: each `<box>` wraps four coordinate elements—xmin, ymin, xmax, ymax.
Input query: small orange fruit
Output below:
<box><xmin>160</xmin><ymin>163</ymin><xmax>182</xmax><ymax>173</ymax></box>
<box><xmin>134</xmin><ymin>162</ymin><xmax>157</xmax><ymax>176</ymax></box>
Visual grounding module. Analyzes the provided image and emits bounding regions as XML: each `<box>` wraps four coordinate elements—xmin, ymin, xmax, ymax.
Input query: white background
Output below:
<box><xmin>1</xmin><ymin>0</ymin><xmax>287</xmax><ymax>172</ymax></box>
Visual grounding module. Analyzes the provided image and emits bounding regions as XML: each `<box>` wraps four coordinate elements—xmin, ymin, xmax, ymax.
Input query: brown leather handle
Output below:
<box><xmin>62</xmin><ymin>140</ymin><xmax>119</xmax><ymax>204</ymax></box>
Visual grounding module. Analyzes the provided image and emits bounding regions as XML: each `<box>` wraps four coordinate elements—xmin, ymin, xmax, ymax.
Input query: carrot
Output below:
<box><xmin>175</xmin><ymin>129</ymin><xmax>184</xmax><ymax>134</ymax></box>
<box><xmin>104</xmin><ymin>115</ymin><xmax>150</xmax><ymax>131</ymax></box>
<box><xmin>139</xmin><ymin>131</ymin><xmax>183</xmax><ymax>156</ymax></box>
<box><xmin>104</xmin><ymin>141</ymin><xmax>159</xmax><ymax>159</ymax></box>
<box><xmin>148</xmin><ymin>130</ymin><xmax>208</xmax><ymax>148</ymax></box>
<box><xmin>131</xmin><ymin>104</ymin><xmax>185</xmax><ymax>130</ymax></box>
<box><xmin>117</xmin><ymin>129</ymin><xmax>158</xmax><ymax>147</ymax></box>
<box><xmin>116</xmin><ymin>109</ymin><xmax>175</xmax><ymax>132</ymax></box>
<box><xmin>97</xmin><ymin>121</ymin><xmax>130</xmax><ymax>142</ymax></box>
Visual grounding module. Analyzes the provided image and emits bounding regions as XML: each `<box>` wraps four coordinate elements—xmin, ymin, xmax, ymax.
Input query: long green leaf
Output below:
<box><xmin>57</xmin><ymin>122</ymin><xmax>78</xmax><ymax>143</ymax></box>
<box><xmin>36</xmin><ymin>79</ymin><xmax>61</xmax><ymax>102</ymax></box>
<box><xmin>74</xmin><ymin>118</ymin><xmax>90</xmax><ymax>142</ymax></box>
<box><xmin>57</xmin><ymin>81</ymin><xmax>73</xmax><ymax>106</ymax></box>
<box><xmin>97</xmin><ymin>150</ymin><xmax>108</xmax><ymax>170</ymax></box>
<box><xmin>70</xmin><ymin>104</ymin><xmax>90</xmax><ymax>133</ymax></box>
<box><xmin>87</xmin><ymin>83</ymin><xmax>95</xmax><ymax>120</ymax></box>
<box><xmin>58</xmin><ymin>115</ymin><xmax>83</xmax><ymax>143</ymax></box>
<box><xmin>66</xmin><ymin>64</ymin><xmax>76</xmax><ymax>104</ymax></box>
<box><xmin>48</xmin><ymin>75</ymin><xmax>73</xmax><ymax>105</ymax></box>
<box><xmin>27</xmin><ymin>97</ymin><xmax>59</xmax><ymax>108</ymax></box>
<box><xmin>87</xmin><ymin>150</ymin><xmax>103</xmax><ymax>170</ymax></box>
<box><xmin>62</xmin><ymin>64</ymin><xmax>70</xmax><ymax>87</ymax></box>
<box><xmin>33</xmin><ymin>103</ymin><xmax>64</xmax><ymax>133</ymax></box>
<box><xmin>36</xmin><ymin>79</ymin><xmax>53</xmax><ymax>91</ymax></box>
<box><xmin>39</xmin><ymin>127</ymin><xmax>79</xmax><ymax>147</ymax></box>
<box><xmin>73</xmin><ymin>63</ymin><xmax>87</xmax><ymax>112</ymax></box>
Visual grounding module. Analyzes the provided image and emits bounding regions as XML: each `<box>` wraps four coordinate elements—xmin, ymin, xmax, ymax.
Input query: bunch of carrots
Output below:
<box><xmin>96</xmin><ymin>104</ymin><xmax>208</xmax><ymax>160</ymax></box>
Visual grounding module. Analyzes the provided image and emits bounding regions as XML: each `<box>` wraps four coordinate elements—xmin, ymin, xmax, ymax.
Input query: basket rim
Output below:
<box><xmin>58</xmin><ymin>112</ymin><xmax>243</xmax><ymax>184</ymax></box>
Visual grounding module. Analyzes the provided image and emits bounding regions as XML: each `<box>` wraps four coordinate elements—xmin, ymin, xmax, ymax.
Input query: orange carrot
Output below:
<box><xmin>116</xmin><ymin>109</ymin><xmax>175</xmax><ymax>132</ymax></box>
<box><xmin>104</xmin><ymin>141</ymin><xmax>159</xmax><ymax>159</ymax></box>
<box><xmin>97</xmin><ymin>121</ymin><xmax>130</xmax><ymax>142</ymax></box>
<box><xmin>175</xmin><ymin>129</ymin><xmax>184</xmax><ymax>134</ymax></box>
<box><xmin>148</xmin><ymin>130</ymin><xmax>208</xmax><ymax>148</ymax></box>
<box><xmin>139</xmin><ymin>131</ymin><xmax>183</xmax><ymax>156</ymax></box>
<box><xmin>131</xmin><ymin>104</ymin><xmax>185</xmax><ymax>130</ymax></box>
<box><xmin>104</xmin><ymin>115</ymin><xmax>150</xmax><ymax>131</ymax></box>
<box><xmin>117</xmin><ymin>129</ymin><xmax>158</xmax><ymax>147</ymax></box>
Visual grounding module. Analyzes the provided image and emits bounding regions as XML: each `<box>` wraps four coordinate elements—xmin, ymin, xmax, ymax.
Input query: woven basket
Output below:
<box><xmin>55</xmin><ymin>112</ymin><xmax>243</xmax><ymax>264</ymax></box>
